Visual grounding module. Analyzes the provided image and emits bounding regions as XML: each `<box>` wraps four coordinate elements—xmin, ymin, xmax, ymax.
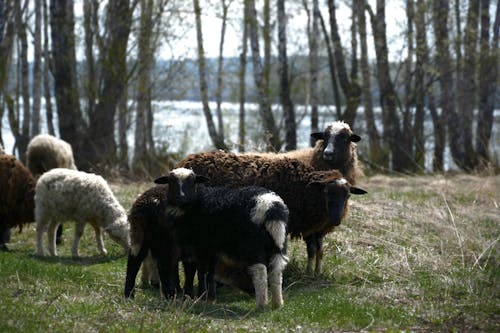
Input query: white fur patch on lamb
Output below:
<box><xmin>250</xmin><ymin>192</ymin><xmax>285</xmax><ymax>225</ymax></box>
<box><xmin>171</xmin><ymin>167</ymin><xmax>194</xmax><ymax>180</ymax></box>
<box><xmin>265</xmin><ymin>220</ymin><xmax>287</xmax><ymax>250</ymax></box>
<box><xmin>334</xmin><ymin>178</ymin><xmax>348</xmax><ymax>185</ymax></box>
<box><xmin>326</xmin><ymin>120</ymin><xmax>351</xmax><ymax>135</ymax></box>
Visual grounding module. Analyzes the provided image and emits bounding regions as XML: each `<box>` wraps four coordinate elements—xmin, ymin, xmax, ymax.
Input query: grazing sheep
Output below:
<box><xmin>0</xmin><ymin>155</ymin><xmax>36</xmax><ymax>251</ymax></box>
<box><xmin>176</xmin><ymin>152</ymin><xmax>367</xmax><ymax>275</ymax></box>
<box><xmin>124</xmin><ymin>185</ymin><xmax>182</xmax><ymax>299</ymax></box>
<box><xmin>35</xmin><ymin>168</ymin><xmax>130</xmax><ymax>257</ymax></box>
<box><xmin>154</xmin><ymin>168</ymin><xmax>290</xmax><ymax>308</ymax></box>
<box><xmin>26</xmin><ymin>134</ymin><xmax>77</xmax><ymax>176</ymax></box>
<box><xmin>246</xmin><ymin>120</ymin><xmax>362</xmax><ymax>184</ymax></box>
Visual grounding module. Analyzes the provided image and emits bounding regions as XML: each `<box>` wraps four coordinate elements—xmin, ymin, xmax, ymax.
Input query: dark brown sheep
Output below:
<box><xmin>0</xmin><ymin>155</ymin><xmax>36</xmax><ymax>250</ymax></box>
<box><xmin>176</xmin><ymin>151</ymin><xmax>367</xmax><ymax>275</ymax></box>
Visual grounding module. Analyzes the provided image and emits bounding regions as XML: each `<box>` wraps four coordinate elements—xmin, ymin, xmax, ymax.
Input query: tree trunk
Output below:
<box><xmin>308</xmin><ymin>0</ymin><xmax>319</xmax><ymax>145</ymax></box>
<box><xmin>247</xmin><ymin>0</ymin><xmax>280</xmax><ymax>151</ymax></box>
<box><xmin>118</xmin><ymin>87</ymin><xmax>129</xmax><ymax>173</ymax></box>
<box><xmin>193</xmin><ymin>0</ymin><xmax>227</xmax><ymax>150</ymax></box>
<box><xmin>31</xmin><ymin>0</ymin><xmax>42</xmax><ymax>137</ymax></box>
<box><xmin>50</xmin><ymin>0</ymin><xmax>85</xmax><ymax>166</ymax></box>
<box><xmin>263</xmin><ymin>0</ymin><xmax>271</xmax><ymax>96</ymax></box>
<box><xmin>357</xmin><ymin>0</ymin><xmax>385</xmax><ymax>169</ymax></box>
<box><xmin>458</xmin><ymin>0</ymin><xmax>480</xmax><ymax>169</ymax></box>
<box><xmin>414</xmin><ymin>0</ymin><xmax>426</xmax><ymax>171</ymax></box>
<box><xmin>43</xmin><ymin>0</ymin><xmax>55</xmax><ymax>136</ymax></box>
<box><xmin>327</xmin><ymin>0</ymin><xmax>361</xmax><ymax>127</ymax></box>
<box><xmin>88</xmin><ymin>0</ymin><xmax>132</xmax><ymax>169</ymax></box>
<box><xmin>476</xmin><ymin>0</ymin><xmax>498</xmax><ymax>167</ymax></box>
<box><xmin>16</xmin><ymin>0</ymin><xmax>30</xmax><ymax>161</ymax></box>
<box><xmin>133</xmin><ymin>0</ymin><xmax>154</xmax><ymax>174</ymax></box>
<box><xmin>238</xmin><ymin>0</ymin><xmax>248</xmax><ymax>152</ymax></box>
<box><xmin>215</xmin><ymin>0</ymin><xmax>230</xmax><ymax>139</ymax></box>
<box><xmin>83</xmin><ymin>0</ymin><xmax>97</xmax><ymax>124</ymax></box>
<box><xmin>277</xmin><ymin>0</ymin><xmax>296</xmax><ymax>151</ymax></box>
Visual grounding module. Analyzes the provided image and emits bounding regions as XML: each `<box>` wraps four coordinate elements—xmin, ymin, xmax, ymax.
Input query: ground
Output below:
<box><xmin>0</xmin><ymin>174</ymin><xmax>498</xmax><ymax>332</ymax></box>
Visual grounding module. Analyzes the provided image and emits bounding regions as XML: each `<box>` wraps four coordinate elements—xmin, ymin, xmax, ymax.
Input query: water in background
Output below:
<box><xmin>2</xmin><ymin>100</ymin><xmax>499</xmax><ymax>171</ymax></box>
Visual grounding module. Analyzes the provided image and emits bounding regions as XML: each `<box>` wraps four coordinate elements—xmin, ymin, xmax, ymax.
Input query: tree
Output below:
<box><xmin>0</xmin><ymin>0</ymin><xmax>15</xmax><ymax>148</ymax></box>
<box><xmin>31</xmin><ymin>0</ymin><xmax>42</xmax><ymax>137</ymax></box>
<box><xmin>305</xmin><ymin>0</ymin><xmax>319</xmax><ymax>146</ymax></box>
<box><xmin>277</xmin><ymin>0</ymin><xmax>296</xmax><ymax>151</ymax></box>
<box><xmin>238</xmin><ymin>0</ymin><xmax>249</xmax><ymax>152</ymax></box>
<box><xmin>50</xmin><ymin>0</ymin><xmax>86</xmax><ymax>167</ymax></box>
<box><xmin>247</xmin><ymin>0</ymin><xmax>280</xmax><ymax>151</ymax></box>
<box><xmin>193</xmin><ymin>0</ymin><xmax>227</xmax><ymax>150</ymax></box>
<box><xmin>42</xmin><ymin>0</ymin><xmax>55</xmax><ymax>136</ymax></box>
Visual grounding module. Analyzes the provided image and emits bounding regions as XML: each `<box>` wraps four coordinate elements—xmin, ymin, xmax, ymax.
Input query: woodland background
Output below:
<box><xmin>0</xmin><ymin>0</ymin><xmax>498</xmax><ymax>176</ymax></box>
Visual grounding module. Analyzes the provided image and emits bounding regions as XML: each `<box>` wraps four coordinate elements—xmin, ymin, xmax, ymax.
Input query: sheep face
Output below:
<box><xmin>308</xmin><ymin>178</ymin><xmax>366</xmax><ymax>226</ymax></box>
<box><xmin>311</xmin><ymin>121</ymin><xmax>361</xmax><ymax>166</ymax></box>
<box><xmin>154</xmin><ymin>168</ymin><xmax>208</xmax><ymax>208</ymax></box>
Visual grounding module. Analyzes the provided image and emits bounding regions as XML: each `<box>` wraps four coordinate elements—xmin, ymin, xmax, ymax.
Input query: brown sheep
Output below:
<box><xmin>0</xmin><ymin>155</ymin><xmax>36</xmax><ymax>251</ymax></box>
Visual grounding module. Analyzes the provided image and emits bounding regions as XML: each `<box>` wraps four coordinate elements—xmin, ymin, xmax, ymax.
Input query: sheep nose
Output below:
<box><xmin>323</xmin><ymin>149</ymin><xmax>335</xmax><ymax>160</ymax></box>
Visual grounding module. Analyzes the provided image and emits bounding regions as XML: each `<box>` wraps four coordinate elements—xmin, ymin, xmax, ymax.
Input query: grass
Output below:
<box><xmin>1</xmin><ymin>174</ymin><xmax>499</xmax><ymax>332</ymax></box>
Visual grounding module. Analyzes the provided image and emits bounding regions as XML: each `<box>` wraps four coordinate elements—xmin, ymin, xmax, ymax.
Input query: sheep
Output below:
<box><xmin>26</xmin><ymin>134</ymin><xmax>77</xmax><ymax>245</ymax></box>
<box><xmin>35</xmin><ymin>168</ymin><xmax>130</xmax><ymax>257</ymax></box>
<box><xmin>246</xmin><ymin>120</ymin><xmax>362</xmax><ymax>184</ymax></box>
<box><xmin>154</xmin><ymin>168</ymin><xmax>290</xmax><ymax>308</ymax></box>
<box><xmin>124</xmin><ymin>184</ymin><xmax>182</xmax><ymax>299</ymax></box>
<box><xmin>26</xmin><ymin>134</ymin><xmax>77</xmax><ymax>177</ymax></box>
<box><xmin>0</xmin><ymin>155</ymin><xmax>36</xmax><ymax>251</ymax></box>
<box><xmin>176</xmin><ymin>152</ymin><xmax>367</xmax><ymax>275</ymax></box>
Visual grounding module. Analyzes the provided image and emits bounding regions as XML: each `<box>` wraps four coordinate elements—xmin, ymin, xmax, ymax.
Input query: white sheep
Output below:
<box><xmin>35</xmin><ymin>168</ymin><xmax>130</xmax><ymax>257</ymax></box>
<box><xmin>26</xmin><ymin>134</ymin><xmax>77</xmax><ymax>177</ymax></box>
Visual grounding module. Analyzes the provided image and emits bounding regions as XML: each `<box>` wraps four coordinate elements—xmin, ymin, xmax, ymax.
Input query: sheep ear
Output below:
<box><xmin>196</xmin><ymin>175</ymin><xmax>210</xmax><ymax>183</ymax></box>
<box><xmin>154</xmin><ymin>176</ymin><xmax>169</xmax><ymax>184</ymax></box>
<box><xmin>350</xmin><ymin>187</ymin><xmax>367</xmax><ymax>195</ymax></box>
<box><xmin>350</xmin><ymin>134</ymin><xmax>361</xmax><ymax>142</ymax></box>
<box><xmin>310</xmin><ymin>132</ymin><xmax>325</xmax><ymax>140</ymax></box>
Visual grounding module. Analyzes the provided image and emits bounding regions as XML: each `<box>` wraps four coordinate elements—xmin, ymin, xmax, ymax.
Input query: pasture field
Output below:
<box><xmin>0</xmin><ymin>174</ymin><xmax>498</xmax><ymax>332</ymax></box>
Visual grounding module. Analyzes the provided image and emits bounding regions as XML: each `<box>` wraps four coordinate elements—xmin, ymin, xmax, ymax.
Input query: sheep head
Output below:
<box><xmin>307</xmin><ymin>176</ymin><xmax>366</xmax><ymax>226</ymax></box>
<box><xmin>154</xmin><ymin>168</ymin><xmax>209</xmax><ymax>208</ymax></box>
<box><xmin>310</xmin><ymin>121</ymin><xmax>361</xmax><ymax>167</ymax></box>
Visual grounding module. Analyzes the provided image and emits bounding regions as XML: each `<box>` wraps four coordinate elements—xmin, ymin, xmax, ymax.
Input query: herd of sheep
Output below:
<box><xmin>0</xmin><ymin>121</ymin><xmax>366</xmax><ymax>309</ymax></box>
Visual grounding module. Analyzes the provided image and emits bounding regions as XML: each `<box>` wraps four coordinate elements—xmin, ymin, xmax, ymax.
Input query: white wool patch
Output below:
<box><xmin>171</xmin><ymin>167</ymin><xmax>194</xmax><ymax>181</ymax></box>
<box><xmin>248</xmin><ymin>263</ymin><xmax>268</xmax><ymax>307</ymax></box>
<box><xmin>250</xmin><ymin>193</ymin><xmax>285</xmax><ymax>225</ymax></box>
<box><xmin>265</xmin><ymin>220</ymin><xmax>287</xmax><ymax>250</ymax></box>
<box><xmin>326</xmin><ymin>120</ymin><xmax>351</xmax><ymax>135</ymax></box>
<box><xmin>334</xmin><ymin>178</ymin><xmax>348</xmax><ymax>185</ymax></box>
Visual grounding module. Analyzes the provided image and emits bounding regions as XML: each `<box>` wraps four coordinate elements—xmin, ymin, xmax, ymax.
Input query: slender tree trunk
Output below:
<box><xmin>247</xmin><ymin>0</ymin><xmax>280</xmax><ymax>151</ymax></box>
<box><xmin>215</xmin><ymin>0</ymin><xmax>230</xmax><ymax>139</ymax></box>
<box><xmin>476</xmin><ymin>0</ymin><xmax>498</xmax><ymax>167</ymax></box>
<box><xmin>31</xmin><ymin>0</ymin><xmax>42</xmax><ymax>136</ymax></box>
<box><xmin>83</xmin><ymin>0</ymin><xmax>97</xmax><ymax>123</ymax></box>
<box><xmin>133</xmin><ymin>0</ymin><xmax>154</xmax><ymax>174</ymax></box>
<box><xmin>43</xmin><ymin>0</ymin><xmax>55</xmax><ymax>136</ymax></box>
<box><xmin>88</xmin><ymin>0</ymin><xmax>132</xmax><ymax>169</ymax></box>
<box><xmin>309</xmin><ymin>0</ymin><xmax>319</xmax><ymax>145</ymax></box>
<box><xmin>327</xmin><ymin>0</ymin><xmax>361</xmax><ymax>127</ymax></box>
<box><xmin>238</xmin><ymin>0</ymin><xmax>248</xmax><ymax>152</ymax></box>
<box><xmin>118</xmin><ymin>87</ymin><xmax>129</xmax><ymax>172</ymax></box>
<box><xmin>458</xmin><ymin>0</ymin><xmax>480</xmax><ymax>169</ymax></box>
<box><xmin>0</xmin><ymin>2</ymin><xmax>15</xmax><ymax>150</ymax></box>
<box><xmin>263</xmin><ymin>0</ymin><xmax>271</xmax><ymax>95</ymax></box>
<box><xmin>16</xmin><ymin>0</ymin><xmax>30</xmax><ymax>161</ymax></box>
<box><xmin>277</xmin><ymin>0</ymin><xmax>296</xmax><ymax>151</ymax></box>
<box><xmin>317</xmin><ymin>9</ymin><xmax>342</xmax><ymax>119</ymax></box>
<box><xmin>414</xmin><ymin>0</ymin><xmax>426</xmax><ymax>170</ymax></box>
<box><xmin>193</xmin><ymin>0</ymin><xmax>227</xmax><ymax>150</ymax></box>
<box><xmin>358</xmin><ymin>0</ymin><xmax>385</xmax><ymax>169</ymax></box>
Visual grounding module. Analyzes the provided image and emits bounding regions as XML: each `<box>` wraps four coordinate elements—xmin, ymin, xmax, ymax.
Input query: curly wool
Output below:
<box><xmin>35</xmin><ymin>168</ymin><xmax>129</xmax><ymax>256</ymax></box>
<box><xmin>26</xmin><ymin>134</ymin><xmax>77</xmax><ymax>176</ymax></box>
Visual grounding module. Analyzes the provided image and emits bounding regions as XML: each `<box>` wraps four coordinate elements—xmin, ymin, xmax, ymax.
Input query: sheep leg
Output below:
<box><xmin>92</xmin><ymin>224</ymin><xmax>107</xmax><ymax>256</ymax></box>
<box><xmin>269</xmin><ymin>255</ymin><xmax>287</xmax><ymax>308</ymax></box>
<box><xmin>315</xmin><ymin>235</ymin><xmax>324</xmax><ymax>275</ymax></box>
<box><xmin>55</xmin><ymin>225</ymin><xmax>63</xmax><ymax>245</ymax></box>
<box><xmin>156</xmin><ymin>253</ymin><xmax>178</xmax><ymax>299</ymax></box>
<box><xmin>124</xmin><ymin>245</ymin><xmax>149</xmax><ymax>298</ymax></box>
<box><xmin>0</xmin><ymin>225</ymin><xmax>11</xmax><ymax>251</ymax></box>
<box><xmin>206</xmin><ymin>260</ymin><xmax>217</xmax><ymax>302</ymax></box>
<box><xmin>72</xmin><ymin>221</ymin><xmax>86</xmax><ymax>258</ymax></box>
<box><xmin>36</xmin><ymin>219</ymin><xmax>47</xmax><ymax>256</ymax></box>
<box><xmin>305</xmin><ymin>236</ymin><xmax>317</xmax><ymax>275</ymax></box>
<box><xmin>47</xmin><ymin>222</ymin><xmax>59</xmax><ymax>256</ymax></box>
<box><xmin>248</xmin><ymin>263</ymin><xmax>268</xmax><ymax>308</ymax></box>
<box><xmin>141</xmin><ymin>252</ymin><xmax>159</xmax><ymax>288</ymax></box>
<box><xmin>182</xmin><ymin>260</ymin><xmax>197</xmax><ymax>298</ymax></box>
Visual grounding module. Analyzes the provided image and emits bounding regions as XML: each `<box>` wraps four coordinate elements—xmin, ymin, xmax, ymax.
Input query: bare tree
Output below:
<box><xmin>247</xmin><ymin>0</ymin><xmax>280</xmax><ymax>151</ymax></box>
<box><xmin>277</xmin><ymin>0</ymin><xmax>296</xmax><ymax>151</ymax></box>
<box><xmin>238</xmin><ymin>0</ymin><xmax>249</xmax><ymax>152</ymax></box>
<box><xmin>31</xmin><ymin>0</ymin><xmax>42</xmax><ymax>136</ymax></box>
<box><xmin>0</xmin><ymin>0</ymin><xmax>15</xmax><ymax>149</ymax></box>
<box><xmin>193</xmin><ymin>0</ymin><xmax>227</xmax><ymax>150</ymax></box>
<box><xmin>306</xmin><ymin>0</ymin><xmax>319</xmax><ymax>146</ymax></box>
<box><xmin>42</xmin><ymin>0</ymin><xmax>55</xmax><ymax>136</ymax></box>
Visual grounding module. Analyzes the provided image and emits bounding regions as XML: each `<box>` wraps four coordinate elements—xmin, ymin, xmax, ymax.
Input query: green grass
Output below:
<box><xmin>1</xmin><ymin>175</ymin><xmax>499</xmax><ymax>332</ymax></box>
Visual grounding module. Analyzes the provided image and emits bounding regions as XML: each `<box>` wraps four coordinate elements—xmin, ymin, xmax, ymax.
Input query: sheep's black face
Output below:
<box><xmin>311</xmin><ymin>122</ymin><xmax>361</xmax><ymax>166</ymax></box>
<box><xmin>154</xmin><ymin>168</ymin><xmax>209</xmax><ymax>207</ymax></box>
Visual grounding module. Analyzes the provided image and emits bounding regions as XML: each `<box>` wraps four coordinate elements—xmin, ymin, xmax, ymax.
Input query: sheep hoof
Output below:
<box><xmin>0</xmin><ymin>243</ymin><xmax>9</xmax><ymax>252</ymax></box>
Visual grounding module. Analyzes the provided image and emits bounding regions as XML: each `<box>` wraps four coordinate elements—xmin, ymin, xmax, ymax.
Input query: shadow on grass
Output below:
<box><xmin>28</xmin><ymin>252</ymin><xmax>125</xmax><ymax>266</ymax></box>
